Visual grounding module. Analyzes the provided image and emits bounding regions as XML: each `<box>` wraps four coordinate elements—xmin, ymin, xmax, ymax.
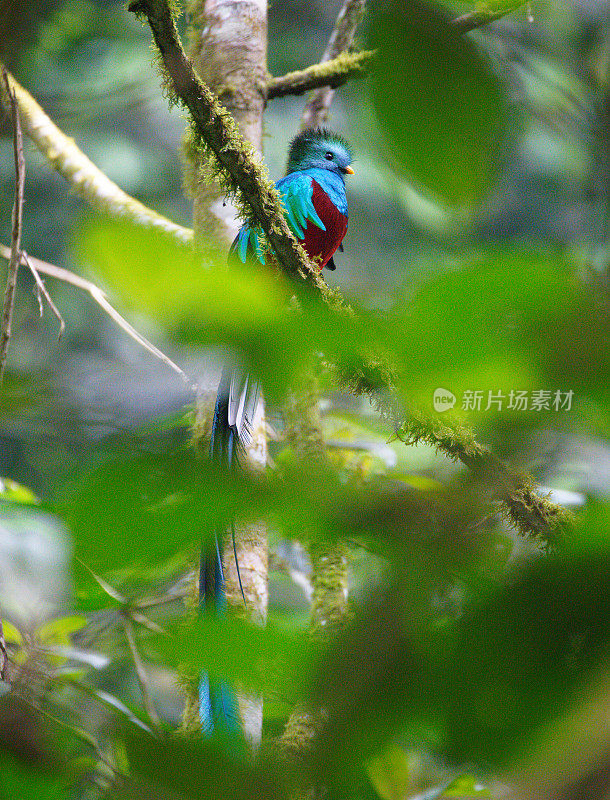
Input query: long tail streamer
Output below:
<box><xmin>199</xmin><ymin>363</ymin><xmax>258</xmax><ymax>736</ymax></box>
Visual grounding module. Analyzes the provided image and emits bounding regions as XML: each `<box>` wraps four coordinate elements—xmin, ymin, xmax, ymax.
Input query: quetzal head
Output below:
<box><xmin>287</xmin><ymin>128</ymin><xmax>355</xmax><ymax>178</ymax></box>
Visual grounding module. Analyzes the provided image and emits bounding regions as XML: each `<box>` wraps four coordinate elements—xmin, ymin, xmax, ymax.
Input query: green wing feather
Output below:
<box><xmin>233</xmin><ymin>173</ymin><xmax>325</xmax><ymax>265</ymax></box>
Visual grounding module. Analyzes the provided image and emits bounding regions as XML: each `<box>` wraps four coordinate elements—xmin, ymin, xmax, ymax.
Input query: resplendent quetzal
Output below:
<box><xmin>200</xmin><ymin>128</ymin><xmax>354</xmax><ymax>736</ymax></box>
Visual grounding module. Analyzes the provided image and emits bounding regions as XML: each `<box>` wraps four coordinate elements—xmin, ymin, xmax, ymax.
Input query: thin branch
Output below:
<box><xmin>0</xmin><ymin>619</ymin><xmax>8</xmax><ymax>682</ymax></box>
<box><xmin>266</xmin><ymin>50</ymin><xmax>374</xmax><ymax>100</ymax></box>
<box><xmin>134</xmin><ymin>588</ymin><xmax>189</xmax><ymax>610</ymax></box>
<box><xmin>329</xmin><ymin>370</ymin><xmax>569</xmax><ymax>544</ymax></box>
<box><xmin>301</xmin><ymin>0</ymin><xmax>367</xmax><ymax>129</ymax></box>
<box><xmin>23</xmin><ymin>252</ymin><xmax>65</xmax><ymax>339</ymax></box>
<box><xmin>0</xmin><ymin>245</ymin><xmax>195</xmax><ymax>389</ymax></box>
<box><xmin>75</xmin><ymin>558</ymin><xmax>126</xmax><ymax>604</ymax></box>
<box><xmin>453</xmin><ymin>4</ymin><xmax>524</xmax><ymax>33</ymax></box>
<box><xmin>130</xmin><ymin>612</ymin><xmax>166</xmax><ymax>635</ymax></box>
<box><xmin>0</xmin><ymin>69</ymin><xmax>25</xmax><ymax>383</ymax></box>
<box><xmin>65</xmin><ymin>677</ymin><xmax>152</xmax><ymax>733</ymax></box>
<box><xmin>0</xmin><ymin>66</ymin><xmax>193</xmax><ymax>245</ymax></box>
<box><xmin>267</xmin><ymin>3</ymin><xmax>524</xmax><ymax>103</ymax></box>
<box><xmin>128</xmin><ymin>0</ymin><xmax>325</xmax><ymax>289</ymax></box>
<box><xmin>122</xmin><ymin>613</ymin><xmax>161</xmax><ymax>732</ymax></box>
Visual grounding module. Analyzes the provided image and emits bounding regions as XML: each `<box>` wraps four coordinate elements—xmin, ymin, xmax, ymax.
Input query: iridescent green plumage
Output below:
<box><xmin>286</xmin><ymin>128</ymin><xmax>354</xmax><ymax>174</ymax></box>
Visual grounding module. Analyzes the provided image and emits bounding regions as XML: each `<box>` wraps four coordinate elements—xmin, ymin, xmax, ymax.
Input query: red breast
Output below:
<box><xmin>301</xmin><ymin>179</ymin><xmax>348</xmax><ymax>269</ymax></box>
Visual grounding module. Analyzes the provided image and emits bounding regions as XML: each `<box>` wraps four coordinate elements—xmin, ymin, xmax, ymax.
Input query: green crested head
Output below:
<box><xmin>286</xmin><ymin>128</ymin><xmax>354</xmax><ymax>178</ymax></box>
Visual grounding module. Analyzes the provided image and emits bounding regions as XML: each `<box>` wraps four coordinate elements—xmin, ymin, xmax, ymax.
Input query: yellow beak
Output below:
<box><xmin>344</xmin><ymin>165</ymin><xmax>355</xmax><ymax>175</ymax></box>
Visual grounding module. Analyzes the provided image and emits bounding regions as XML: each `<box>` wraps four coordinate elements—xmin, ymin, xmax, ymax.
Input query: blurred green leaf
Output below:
<box><xmin>369</xmin><ymin>0</ymin><xmax>507</xmax><ymax>204</ymax></box>
<box><xmin>2</xmin><ymin>621</ymin><xmax>22</xmax><ymax>646</ymax></box>
<box><xmin>0</xmin><ymin>754</ymin><xmax>69</xmax><ymax>800</ymax></box>
<box><xmin>365</xmin><ymin>743</ymin><xmax>414</xmax><ymax>800</ymax></box>
<box><xmin>60</xmin><ymin>441</ymin><xmax>485</xmax><ymax>580</ymax></box>
<box><xmin>445</xmin><ymin>548</ymin><xmax>610</xmax><ymax>764</ymax></box>
<box><xmin>306</xmin><ymin>506</ymin><xmax>610</xmax><ymax>783</ymax></box>
<box><xmin>0</xmin><ymin>478</ymin><xmax>39</xmax><ymax>506</ymax></box>
<box><xmin>389</xmin><ymin>251</ymin><xmax>589</xmax><ymax>410</ymax></box>
<box><xmin>442</xmin><ymin>774</ymin><xmax>492</xmax><ymax>797</ymax></box>
<box><xmin>150</xmin><ymin>614</ymin><xmax>318</xmax><ymax>700</ymax></box>
<box><xmin>111</xmin><ymin>729</ymin><xmax>288</xmax><ymax>800</ymax></box>
<box><xmin>75</xmin><ymin>217</ymin><xmax>288</xmax><ymax>326</ymax></box>
<box><xmin>310</xmin><ymin>585</ymin><xmax>448</xmax><ymax>789</ymax></box>
<box><xmin>0</xmin><ymin>699</ymin><xmax>71</xmax><ymax>799</ymax></box>
<box><xmin>56</xmin><ymin>448</ymin><xmax>250</xmax><ymax>574</ymax></box>
<box><xmin>36</xmin><ymin>616</ymin><xmax>87</xmax><ymax>646</ymax></box>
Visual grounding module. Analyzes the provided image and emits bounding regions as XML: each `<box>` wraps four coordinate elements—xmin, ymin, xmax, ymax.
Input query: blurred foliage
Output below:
<box><xmin>369</xmin><ymin>0</ymin><xmax>509</xmax><ymax>205</ymax></box>
<box><xmin>0</xmin><ymin>0</ymin><xmax>609</xmax><ymax>798</ymax></box>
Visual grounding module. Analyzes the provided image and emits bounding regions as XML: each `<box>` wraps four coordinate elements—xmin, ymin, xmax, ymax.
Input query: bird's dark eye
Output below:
<box><xmin>325</xmin><ymin>152</ymin><xmax>334</xmax><ymax>160</ymax></box>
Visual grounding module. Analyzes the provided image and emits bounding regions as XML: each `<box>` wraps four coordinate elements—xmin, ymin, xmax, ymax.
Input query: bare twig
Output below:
<box><xmin>301</xmin><ymin>0</ymin><xmax>367</xmax><ymax>129</ymax></box>
<box><xmin>130</xmin><ymin>612</ymin><xmax>166</xmax><ymax>636</ymax></box>
<box><xmin>0</xmin><ymin>619</ymin><xmax>8</xmax><ymax>682</ymax></box>
<box><xmin>0</xmin><ymin>69</ymin><xmax>25</xmax><ymax>382</ymax></box>
<box><xmin>23</xmin><ymin>252</ymin><xmax>65</xmax><ymax>339</ymax></box>
<box><xmin>122</xmin><ymin>613</ymin><xmax>161</xmax><ymax>732</ymax></box>
<box><xmin>134</xmin><ymin>588</ymin><xmax>189</xmax><ymax>610</ymax></box>
<box><xmin>65</xmin><ymin>677</ymin><xmax>152</xmax><ymax>733</ymax></box>
<box><xmin>74</xmin><ymin>558</ymin><xmax>127</xmax><ymax>606</ymax></box>
<box><xmin>0</xmin><ymin>245</ymin><xmax>195</xmax><ymax>389</ymax></box>
<box><xmin>0</xmin><ymin>66</ymin><xmax>193</xmax><ymax>245</ymax></box>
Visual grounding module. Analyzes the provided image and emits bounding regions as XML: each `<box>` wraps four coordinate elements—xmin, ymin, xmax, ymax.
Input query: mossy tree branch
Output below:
<box><xmin>128</xmin><ymin>0</ymin><xmax>324</xmax><ymax>288</ymax></box>
<box><xmin>346</xmin><ymin>389</ymin><xmax>572</xmax><ymax>547</ymax></box>
<box><xmin>266</xmin><ymin>50</ymin><xmax>374</xmax><ymax>100</ymax></box>
<box><xmin>0</xmin><ymin>66</ymin><xmax>193</xmax><ymax>245</ymax></box>
<box><xmin>266</xmin><ymin>3</ymin><xmax>525</xmax><ymax>102</ymax></box>
<box><xmin>394</xmin><ymin>411</ymin><xmax>570</xmax><ymax>544</ymax></box>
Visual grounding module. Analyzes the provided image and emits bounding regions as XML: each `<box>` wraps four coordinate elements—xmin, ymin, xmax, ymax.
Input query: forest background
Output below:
<box><xmin>0</xmin><ymin>0</ymin><xmax>609</xmax><ymax>798</ymax></box>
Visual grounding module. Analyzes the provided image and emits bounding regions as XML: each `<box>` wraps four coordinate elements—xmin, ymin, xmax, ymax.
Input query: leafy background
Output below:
<box><xmin>0</xmin><ymin>0</ymin><xmax>609</xmax><ymax>798</ymax></box>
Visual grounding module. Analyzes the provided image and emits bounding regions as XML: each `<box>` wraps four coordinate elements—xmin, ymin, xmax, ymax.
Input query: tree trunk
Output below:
<box><xmin>186</xmin><ymin>0</ymin><xmax>268</xmax><ymax>242</ymax></box>
<box><xmin>186</xmin><ymin>0</ymin><xmax>269</xmax><ymax>747</ymax></box>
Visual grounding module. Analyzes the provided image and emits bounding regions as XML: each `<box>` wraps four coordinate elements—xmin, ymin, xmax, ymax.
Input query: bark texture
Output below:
<box><xmin>186</xmin><ymin>0</ymin><xmax>268</xmax><ymax>242</ymax></box>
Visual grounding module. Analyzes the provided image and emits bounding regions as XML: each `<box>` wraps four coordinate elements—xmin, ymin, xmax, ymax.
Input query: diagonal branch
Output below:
<box><xmin>373</xmin><ymin>394</ymin><xmax>571</xmax><ymax>546</ymax></box>
<box><xmin>0</xmin><ymin>69</ymin><xmax>25</xmax><ymax>383</ymax></box>
<box><xmin>23</xmin><ymin>252</ymin><xmax>65</xmax><ymax>339</ymax></box>
<box><xmin>0</xmin><ymin>66</ymin><xmax>193</xmax><ymax>245</ymax></box>
<box><xmin>128</xmin><ymin>0</ymin><xmax>325</xmax><ymax>289</ymax></box>
<box><xmin>452</xmin><ymin>4</ymin><xmax>525</xmax><ymax>33</ymax></box>
<box><xmin>0</xmin><ymin>245</ymin><xmax>194</xmax><ymax>387</ymax></box>
<box><xmin>131</xmin><ymin>0</ymin><xmax>566</xmax><ymax>549</ymax></box>
<box><xmin>123</xmin><ymin>612</ymin><xmax>161</xmax><ymax>732</ymax></box>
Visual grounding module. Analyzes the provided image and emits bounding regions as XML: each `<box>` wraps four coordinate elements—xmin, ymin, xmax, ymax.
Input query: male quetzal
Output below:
<box><xmin>200</xmin><ymin>128</ymin><xmax>354</xmax><ymax>736</ymax></box>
